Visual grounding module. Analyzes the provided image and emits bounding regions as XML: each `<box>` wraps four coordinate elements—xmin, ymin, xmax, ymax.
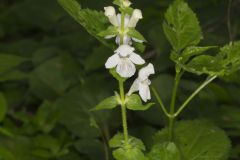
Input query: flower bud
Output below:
<box><xmin>123</xmin><ymin>0</ymin><xmax>132</xmax><ymax>7</ymax></box>
<box><xmin>128</xmin><ymin>9</ymin><xmax>143</xmax><ymax>28</ymax></box>
<box><xmin>104</xmin><ymin>6</ymin><xmax>118</xmax><ymax>26</ymax></box>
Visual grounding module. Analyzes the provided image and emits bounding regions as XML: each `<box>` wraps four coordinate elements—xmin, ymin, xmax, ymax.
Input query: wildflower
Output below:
<box><xmin>105</xmin><ymin>44</ymin><xmax>145</xmax><ymax>78</ymax></box>
<box><xmin>128</xmin><ymin>63</ymin><xmax>155</xmax><ymax>102</ymax></box>
<box><xmin>104</xmin><ymin>7</ymin><xmax>144</xmax><ymax>45</ymax></box>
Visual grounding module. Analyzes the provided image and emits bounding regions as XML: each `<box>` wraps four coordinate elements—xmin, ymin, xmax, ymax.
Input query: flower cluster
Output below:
<box><xmin>103</xmin><ymin>1</ymin><xmax>155</xmax><ymax>102</ymax></box>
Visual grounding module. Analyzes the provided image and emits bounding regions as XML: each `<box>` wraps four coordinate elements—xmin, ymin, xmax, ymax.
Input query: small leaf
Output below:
<box><xmin>91</xmin><ymin>96</ymin><xmax>119</xmax><ymax>111</ymax></box>
<box><xmin>0</xmin><ymin>93</ymin><xmax>7</xmax><ymax>122</ymax></box>
<box><xmin>126</xmin><ymin>94</ymin><xmax>154</xmax><ymax>111</ymax></box>
<box><xmin>109</xmin><ymin>133</ymin><xmax>146</xmax><ymax>160</ymax></box>
<box><xmin>98</xmin><ymin>26</ymin><xmax>118</xmax><ymax>37</ymax></box>
<box><xmin>147</xmin><ymin>142</ymin><xmax>181</xmax><ymax>160</ymax></box>
<box><xmin>109</xmin><ymin>133</ymin><xmax>145</xmax><ymax>151</ymax></box>
<box><xmin>109</xmin><ymin>69</ymin><xmax>127</xmax><ymax>82</ymax></box>
<box><xmin>172</xmin><ymin>46</ymin><xmax>217</xmax><ymax>64</ymax></box>
<box><xmin>163</xmin><ymin>0</ymin><xmax>202</xmax><ymax>52</ymax></box>
<box><xmin>127</xmin><ymin>29</ymin><xmax>146</xmax><ymax>42</ymax></box>
<box><xmin>113</xmin><ymin>147</ymin><xmax>145</xmax><ymax>160</ymax></box>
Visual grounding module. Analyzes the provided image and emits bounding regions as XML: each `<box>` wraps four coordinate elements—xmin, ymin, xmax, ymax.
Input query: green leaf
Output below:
<box><xmin>109</xmin><ymin>68</ymin><xmax>127</xmax><ymax>82</ymax></box>
<box><xmin>147</xmin><ymin>142</ymin><xmax>181</xmax><ymax>160</ymax></box>
<box><xmin>154</xmin><ymin>120</ymin><xmax>231</xmax><ymax>160</ymax></box>
<box><xmin>177</xmin><ymin>42</ymin><xmax>240</xmax><ymax>76</ymax></box>
<box><xmin>91</xmin><ymin>96</ymin><xmax>119</xmax><ymax>111</ymax></box>
<box><xmin>163</xmin><ymin>0</ymin><xmax>202</xmax><ymax>52</ymax></box>
<box><xmin>126</xmin><ymin>94</ymin><xmax>154</xmax><ymax>111</ymax></box>
<box><xmin>109</xmin><ymin>133</ymin><xmax>145</xmax><ymax>151</ymax></box>
<box><xmin>0</xmin><ymin>127</ymin><xmax>14</xmax><ymax>138</ymax></box>
<box><xmin>58</xmin><ymin>0</ymin><xmax>115</xmax><ymax>49</ymax></box>
<box><xmin>0</xmin><ymin>54</ymin><xmax>28</xmax><ymax>73</ymax></box>
<box><xmin>127</xmin><ymin>28</ymin><xmax>146</xmax><ymax>42</ymax></box>
<box><xmin>109</xmin><ymin>133</ymin><xmax>146</xmax><ymax>160</ymax></box>
<box><xmin>0</xmin><ymin>93</ymin><xmax>7</xmax><ymax>122</ymax></box>
<box><xmin>113</xmin><ymin>147</ymin><xmax>145</xmax><ymax>160</ymax></box>
<box><xmin>98</xmin><ymin>26</ymin><xmax>118</xmax><ymax>37</ymax></box>
<box><xmin>0</xmin><ymin>146</ymin><xmax>15</xmax><ymax>160</ymax></box>
<box><xmin>172</xmin><ymin>46</ymin><xmax>217</xmax><ymax>64</ymax></box>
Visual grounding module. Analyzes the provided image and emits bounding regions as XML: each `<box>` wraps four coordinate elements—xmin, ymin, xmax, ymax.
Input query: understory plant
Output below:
<box><xmin>58</xmin><ymin>0</ymin><xmax>240</xmax><ymax>159</ymax></box>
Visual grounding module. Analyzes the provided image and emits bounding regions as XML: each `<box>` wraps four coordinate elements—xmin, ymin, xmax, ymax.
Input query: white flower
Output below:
<box><xmin>105</xmin><ymin>45</ymin><xmax>145</xmax><ymax>78</ymax></box>
<box><xmin>104</xmin><ymin>6</ymin><xmax>118</xmax><ymax>26</ymax></box>
<box><xmin>128</xmin><ymin>63</ymin><xmax>155</xmax><ymax>102</ymax></box>
<box><xmin>103</xmin><ymin>7</ymin><xmax>143</xmax><ymax>45</ymax></box>
<box><xmin>128</xmin><ymin>9</ymin><xmax>143</xmax><ymax>28</ymax></box>
<box><xmin>123</xmin><ymin>0</ymin><xmax>132</xmax><ymax>7</ymax></box>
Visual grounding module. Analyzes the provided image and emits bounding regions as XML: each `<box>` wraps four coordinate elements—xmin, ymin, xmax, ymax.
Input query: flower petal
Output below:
<box><xmin>105</xmin><ymin>35</ymin><xmax>116</xmax><ymax>39</ymax></box>
<box><xmin>128</xmin><ymin>79</ymin><xmax>140</xmax><ymax>95</ymax></box>
<box><xmin>116</xmin><ymin>58</ymin><xmax>136</xmax><ymax>78</ymax></box>
<box><xmin>115</xmin><ymin>44</ymin><xmax>135</xmax><ymax>57</ymax></box>
<box><xmin>132</xmin><ymin>37</ymin><xmax>144</xmax><ymax>43</ymax></box>
<box><xmin>139</xmin><ymin>83</ymin><xmax>151</xmax><ymax>102</ymax></box>
<box><xmin>139</xmin><ymin>63</ymin><xmax>155</xmax><ymax>81</ymax></box>
<box><xmin>105</xmin><ymin>54</ymin><xmax>120</xmax><ymax>69</ymax></box>
<box><xmin>129</xmin><ymin>52</ymin><xmax>145</xmax><ymax>65</ymax></box>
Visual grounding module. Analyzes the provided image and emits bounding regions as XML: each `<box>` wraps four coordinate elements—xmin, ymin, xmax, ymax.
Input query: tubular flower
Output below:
<box><xmin>128</xmin><ymin>63</ymin><xmax>155</xmax><ymax>102</ymax></box>
<box><xmin>105</xmin><ymin>44</ymin><xmax>145</xmax><ymax>78</ymax></box>
<box><xmin>103</xmin><ymin>7</ymin><xmax>144</xmax><ymax>45</ymax></box>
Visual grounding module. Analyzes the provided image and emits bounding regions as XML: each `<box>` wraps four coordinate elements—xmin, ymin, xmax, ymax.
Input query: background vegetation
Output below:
<box><xmin>0</xmin><ymin>0</ymin><xmax>240</xmax><ymax>159</ymax></box>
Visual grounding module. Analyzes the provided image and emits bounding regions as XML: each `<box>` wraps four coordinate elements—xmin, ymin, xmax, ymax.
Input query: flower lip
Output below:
<box><xmin>104</xmin><ymin>6</ymin><xmax>116</xmax><ymax>17</ymax></box>
<box><xmin>122</xmin><ymin>0</ymin><xmax>132</xmax><ymax>7</ymax></box>
<box><xmin>114</xmin><ymin>44</ymin><xmax>135</xmax><ymax>57</ymax></box>
<box><xmin>139</xmin><ymin>63</ymin><xmax>155</xmax><ymax>81</ymax></box>
<box><xmin>132</xmin><ymin>9</ymin><xmax>143</xmax><ymax>19</ymax></box>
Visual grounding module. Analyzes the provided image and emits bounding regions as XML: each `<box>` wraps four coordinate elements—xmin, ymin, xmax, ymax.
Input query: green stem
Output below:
<box><xmin>151</xmin><ymin>87</ymin><xmax>171</xmax><ymax>118</ymax></box>
<box><xmin>168</xmin><ymin>71</ymin><xmax>181</xmax><ymax>141</ymax></box>
<box><xmin>119</xmin><ymin>80</ymin><xmax>129</xmax><ymax>146</ymax></box>
<box><xmin>174</xmin><ymin>76</ymin><xmax>217</xmax><ymax>117</ymax></box>
<box><xmin>120</xmin><ymin>13</ymin><xmax>125</xmax><ymax>44</ymax></box>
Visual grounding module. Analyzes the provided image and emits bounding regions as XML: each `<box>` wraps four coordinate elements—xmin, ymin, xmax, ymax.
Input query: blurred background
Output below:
<box><xmin>0</xmin><ymin>0</ymin><xmax>240</xmax><ymax>159</ymax></box>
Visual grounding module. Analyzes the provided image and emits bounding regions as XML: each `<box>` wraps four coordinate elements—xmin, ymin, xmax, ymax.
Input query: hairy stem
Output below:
<box><xmin>119</xmin><ymin>80</ymin><xmax>129</xmax><ymax>146</ymax></box>
<box><xmin>168</xmin><ymin>71</ymin><xmax>181</xmax><ymax>141</ymax></box>
<box><xmin>174</xmin><ymin>76</ymin><xmax>217</xmax><ymax>117</ymax></box>
<box><xmin>151</xmin><ymin>87</ymin><xmax>171</xmax><ymax>117</ymax></box>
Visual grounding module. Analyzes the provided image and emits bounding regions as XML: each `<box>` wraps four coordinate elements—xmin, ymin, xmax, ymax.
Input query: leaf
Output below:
<box><xmin>147</xmin><ymin>142</ymin><xmax>181</xmax><ymax>160</ymax></box>
<box><xmin>0</xmin><ymin>146</ymin><xmax>15</xmax><ymax>160</ymax></box>
<box><xmin>58</xmin><ymin>0</ymin><xmax>115</xmax><ymax>49</ymax></box>
<box><xmin>0</xmin><ymin>54</ymin><xmax>28</xmax><ymax>74</ymax></box>
<box><xmin>91</xmin><ymin>96</ymin><xmax>119</xmax><ymax>111</ymax></box>
<box><xmin>98</xmin><ymin>26</ymin><xmax>118</xmax><ymax>37</ymax></box>
<box><xmin>113</xmin><ymin>147</ymin><xmax>145</xmax><ymax>160</ymax></box>
<box><xmin>109</xmin><ymin>133</ymin><xmax>146</xmax><ymax>160</ymax></box>
<box><xmin>171</xmin><ymin>46</ymin><xmax>217</xmax><ymax>64</ymax></box>
<box><xmin>163</xmin><ymin>0</ymin><xmax>202</xmax><ymax>52</ymax></box>
<box><xmin>127</xmin><ymin>28</ymin><xmax>146</xmax><ymax>42</ymax></box>
<box><xmin>126</xmin><ymin>94</ymin><xmax>154</xmax><ymax>111</ymax></box>
<box><xmin>154</xmin><ymin>120</ymin><xmax>231</xmax><ymax>160</ymax></box>
<box><xmin>178</xmin><ymin>42</ymin><xmax>240</xmax><ymax>76</ymax></box>
<box><xmin>109</xmin><ymin>133</ymin><xmax>145</xmax><ymax>151</ymax></box>
<box><xmin>0</xmin><ymin>93</ymin><xmax>7</xmax><ymax>122</ymax></box>
<box><xmin>109</xmin><ymin>68</ymin><xmax>127</xmax><ymax>82</ymax></box>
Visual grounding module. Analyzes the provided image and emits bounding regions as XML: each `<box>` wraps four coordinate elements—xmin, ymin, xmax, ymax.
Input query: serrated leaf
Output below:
<box><xmin>58</xmin><ymin>0</ymin><xmax>115</xmax><ymax>49</ymax></box>
<box><xmin>127</xmin><ymin>28</ymin><xmax>146</xmax><ymax>42</ymax></box>
<box><xmin>126</xmin><ymin>94</ymin><xmax>154</xmax><ymax>111</ymax></box>
<box><xmin>154</xmin><ymin>120</ymin><xmax>231</xmax><ymax>160</ymax></box>
<box><xmin>178</xmin><ymin>42</ymin><xmax>240</xmax><ymax>76</ymax></box>
<box><xmin>163</xmin><ymin>0</ymin><xmax>202</xmax><ymax>52</ymax></box>
<box><xmin>172</xmin><ymin>46</ymin><xmax>217</xmax><ymax>64</ymax></box>
<box><xmin>0</xmin><ymin>93</ymin><xmax>7</xmax><ymax>122</ymax></box>
<box><xmin>109</xmin><ymin>133</ymin><xmax>145</xmax><ymax>151</ymax></box>
<box><xmin>91</xmin><ymin>96</ymin><xmax>119</xmax><ymax>111</ymax></box>
<box><xmin>147</xmin><ymin>142</ymin><xmax>181</xmax><ymax>160</ymax></box>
